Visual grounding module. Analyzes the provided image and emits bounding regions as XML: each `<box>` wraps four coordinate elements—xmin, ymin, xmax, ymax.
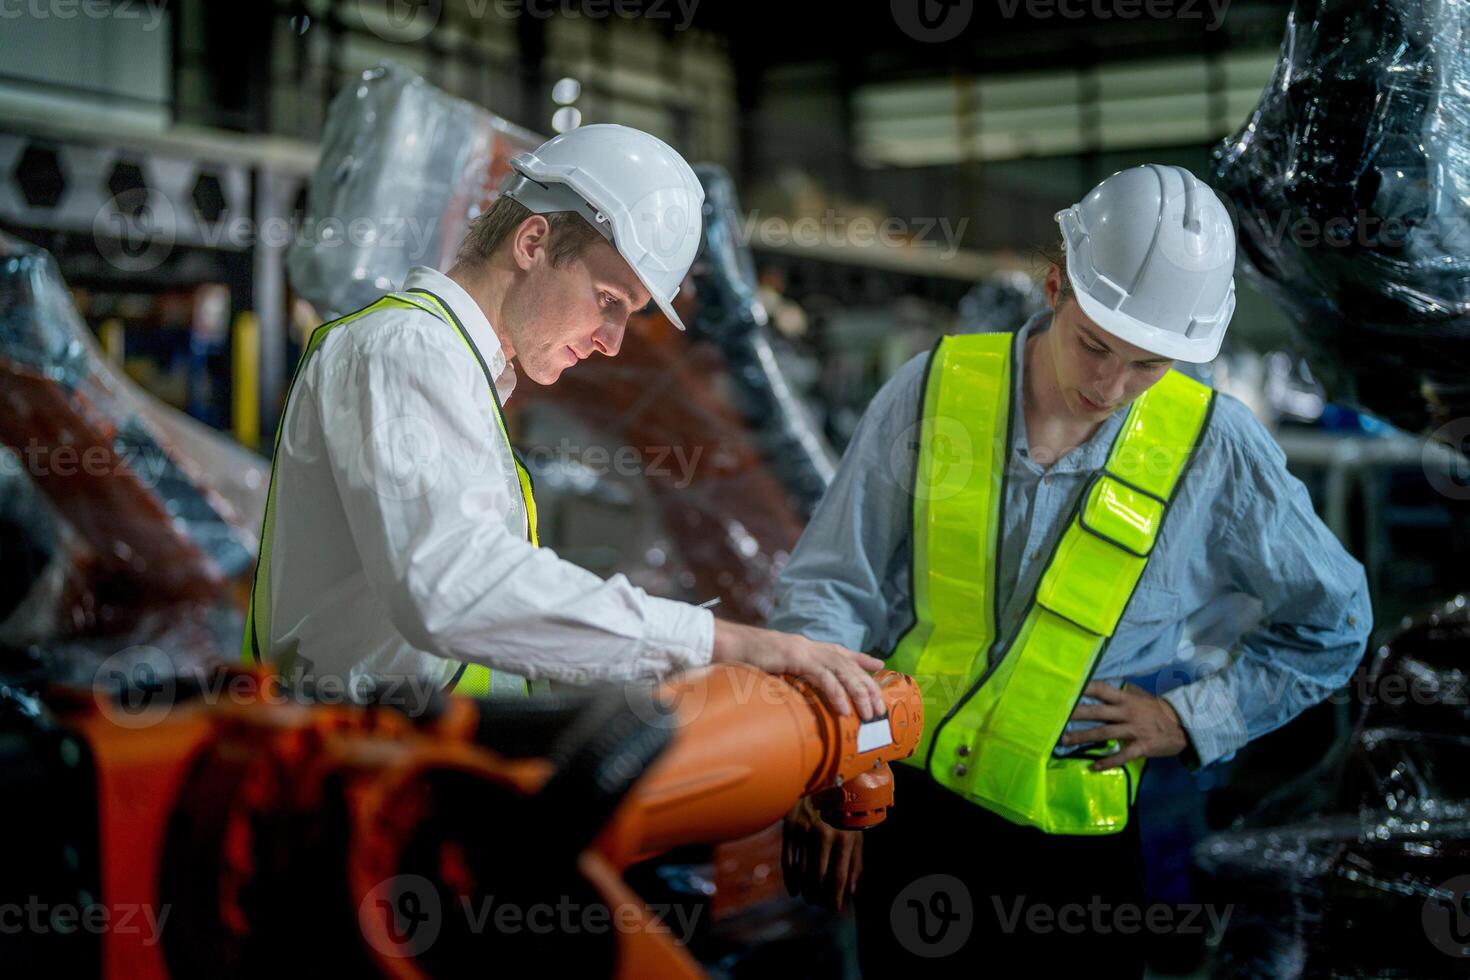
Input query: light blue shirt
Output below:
<box><xmin>768</xmin><ymin>312</ymin><xmax>1373</xmax><ymax>768</ymax></box>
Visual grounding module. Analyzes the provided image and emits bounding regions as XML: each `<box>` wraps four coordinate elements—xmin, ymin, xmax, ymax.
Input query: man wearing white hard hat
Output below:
<box><xmin>772</xmin><ymin>165</ymin><xmax>1371</xmax><ymax>973</ymax></box>
<box><xmin>245</xmin><ymin>124</ymin><xmax>884</xmax><ymax>721</ymax></box>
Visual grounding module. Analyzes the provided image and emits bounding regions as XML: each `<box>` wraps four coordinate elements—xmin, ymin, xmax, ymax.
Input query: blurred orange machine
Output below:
<box><xmin>4</xmin><ymin>663</ymin><xmax>920</xmax><ymax>978</ymax></box>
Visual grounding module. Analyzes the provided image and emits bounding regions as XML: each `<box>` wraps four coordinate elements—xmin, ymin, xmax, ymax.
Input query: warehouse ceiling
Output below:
<box><xmin>694</xmin><ymin>0</ymin><xmax>1294</xmax><ymax>79</ymax></box>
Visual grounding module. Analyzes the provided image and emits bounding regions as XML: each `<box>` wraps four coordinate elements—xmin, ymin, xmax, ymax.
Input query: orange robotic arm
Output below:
<box><xmin>26</xmin><ymin>662</ymin><xmax>921</xmax><ymax>979</ymax></box>
<box><xmin>593</xmin><ymin>664</ymin><xmax>922</xmax><ymax>868</ymax></box>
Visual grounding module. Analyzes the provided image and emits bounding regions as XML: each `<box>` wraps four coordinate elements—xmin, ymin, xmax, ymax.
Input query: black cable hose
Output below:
<box><xmin>468</xmin><ymin>689</ymin><xmax>598</xmax><ymax>758</ymax></box>
<box><xmin>524</xmin><ymin>684</ymin><xmax>676</xmax><ymax>857</ymax></box>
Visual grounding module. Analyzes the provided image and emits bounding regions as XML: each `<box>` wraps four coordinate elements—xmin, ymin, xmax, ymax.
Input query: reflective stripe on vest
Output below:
<box><xmin>888</xmin><ymin>332</ymin><xmax>1214</xmax><ymax>835</ymax></box>
<box><xmin>242</xmin><ymin>288</ymin><xmax>540</xmax><ymax>698</ymax></box>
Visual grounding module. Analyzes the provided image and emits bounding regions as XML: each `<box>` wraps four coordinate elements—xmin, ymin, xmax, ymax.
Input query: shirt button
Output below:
<box><xmin>1348</xmin><ymin>615</ymin><xmax>1358</xmax><ymax>626</ymax></box>
<box><xmin>1030</xmin><ymin>549</ymin><xmax>1043</xmax><ymax>561</ymax></box>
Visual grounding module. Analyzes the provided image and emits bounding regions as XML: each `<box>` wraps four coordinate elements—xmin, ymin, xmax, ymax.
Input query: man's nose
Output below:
<box><xmin>1095</xmin><ymin>365</ymin><xmax>1128</xmax><ymax>402</ymax></box>
<box><xmin>592</xmin><ymin>318</ymin><xmax>625</xmax><ymax>357</ymax></box>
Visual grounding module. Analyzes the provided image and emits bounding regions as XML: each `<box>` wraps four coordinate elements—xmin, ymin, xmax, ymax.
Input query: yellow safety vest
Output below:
<box><xmin>242</xmin><ymin>288</ymin><xmax>540</xmax><ymax>698</ymax></box>
<box><xmin>889</xmin><ymin>332</ymin><xmax>1214</xmax><ymax>835</ymax></box>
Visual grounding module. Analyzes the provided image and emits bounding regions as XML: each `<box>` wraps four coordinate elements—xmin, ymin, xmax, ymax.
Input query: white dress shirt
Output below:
<box><xmin>263</xmin><ymin>266</ymin><xmax>714</xmax><ymax>691</ymax></box>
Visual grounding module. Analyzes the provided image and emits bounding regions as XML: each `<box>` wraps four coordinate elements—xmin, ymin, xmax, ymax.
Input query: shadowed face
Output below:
<box><xmin>1043</xmin><ymin>264</ymin><xmax>1174</xmax><ymax>422</ymax></box>
<box><xmin>499</xmin><ymin>217</ymin><xmax>652</xmax><ymax>385</ymax></box>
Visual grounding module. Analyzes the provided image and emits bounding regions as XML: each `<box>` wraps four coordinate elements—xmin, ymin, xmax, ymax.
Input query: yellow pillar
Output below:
<box><xmin>233</xmin><ymin>312</ymin><xmax>260</xmax><ymax>450</ymax></box>
<box><xmin>99</xmin><ymin>318</ymin><xmax>124</xmax><ymax>362</ymax></box>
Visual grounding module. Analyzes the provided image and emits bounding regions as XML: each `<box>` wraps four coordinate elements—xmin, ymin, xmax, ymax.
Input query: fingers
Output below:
<box><xmin>1084</xmin><ymin>680</ymin><xmax>1129</xmax><ymax>703</ymax></box>
<box><xmin>1068</xmin><ymin>702</ymin><xmax>1128</xmax><ymax>723</ymax></box>
<box><xmin>782</xmin><ymin>640</ymin><xmax>885</xmax><ymax>721</ymax></box>
<box><xmin>853</xmin><ymin>651</ymin><xmax>885</xmax><ymax>672</ymax></box>
<box><xmin>782</xmin><ymin>814</ymin><xmax>803</xmax><ymax>897</ymax></box>
<box><xmin>831</xmin><ymin>834</ymin><xmax>858</xmax><ymax>912</ymax></box>
<box><xmin>814</xmin><ymin>824</ymin><xmax>836</xmax><ymax>882</ymax></box>
<box><xmin>803</xmin><ymin>827</ymin><xmax>837</xmax><ymax>906</ymax></box>
<box><xmin>823</xmin><ymin>644</ymin><xmax>883</xmax><ymax>721</ymax></box>
<box><xmin>815</xmin><ymin>667</ymin><xmax>854</xmax><ymax>717</ymax></box>
<box><xmin>1060</xmin><ymin>723</ymin><xmax>1132</xmax><ymax>746</ymax></box>
<box><xmin>1090</xmin><ymin>741</ymin><xmax>1145</xmax><ymax>771</ymax></box>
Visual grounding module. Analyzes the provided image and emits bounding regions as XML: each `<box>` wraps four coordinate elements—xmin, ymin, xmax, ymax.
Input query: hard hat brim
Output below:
<box><xmin>650</xmin><ymin>290</ymin><xmax>688</xmax><ymax>332</ymax></box>
<box><xmin>1069</xmin><ymin>282</ymin><xmax>1228</xmax><ymax>363</ymax></box>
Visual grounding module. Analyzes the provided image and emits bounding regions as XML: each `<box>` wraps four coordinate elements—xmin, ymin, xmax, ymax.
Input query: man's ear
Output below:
<box><xmin>1043</xmin><ymin>264</ymin><xmax>1062</xmax><ymax>310</ymax></box>
<box><xmin>510</xmin><ymin>214</ymin><xmax>551</xmax><ymax>272</ymax></box>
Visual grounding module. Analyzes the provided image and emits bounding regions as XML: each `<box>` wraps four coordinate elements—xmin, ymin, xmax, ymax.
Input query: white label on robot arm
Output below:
<box><xmin>857</xmin><ymin>715</ymin><xmax>893</xmax><ymax>753</ymax></box>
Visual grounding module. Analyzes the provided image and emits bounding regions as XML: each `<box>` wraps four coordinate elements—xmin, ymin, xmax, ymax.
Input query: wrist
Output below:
<box><xmin>1159</xmin><ymin>696</ymin><xmax>1194</xmax><ymax>759</ymax></box>
<box><xmin>710</xmin><ymin>619</ymin><xmax>748</xmax><ymax>664</ymax></box>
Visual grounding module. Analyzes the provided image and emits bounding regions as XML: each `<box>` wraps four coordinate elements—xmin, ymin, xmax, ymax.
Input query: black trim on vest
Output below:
<box><xmin>888</xmin><ymin>337</ymin><xmax>945</xmax><ymax>662</ymax></box>
<box><xmin>923</xmin><ymin>333</ymin><xmax>1017</xmax><ymax>775</ymax></box>
<box><xmin>1060</xmin><ymin>389</ymin><xmax>1217</xmax><ymax>762</ymax></box>
<box><xmin>919</xmin><ymin>370</ymin><xmax>1216</xmax><ymax>779</ymax></box>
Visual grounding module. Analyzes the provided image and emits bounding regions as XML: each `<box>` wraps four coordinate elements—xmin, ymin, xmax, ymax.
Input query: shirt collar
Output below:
<box><xmin>1008</xmin><ymin>311</ymin><xmax>1126</xmax><ymax>474</ymax></box>
<box><xmin>402</xmin><ymin>266</ymin><xmax>517</xmax><ymax>403</ymax></box>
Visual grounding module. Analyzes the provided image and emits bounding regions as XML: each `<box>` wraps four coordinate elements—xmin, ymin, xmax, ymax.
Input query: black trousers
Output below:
<box><xmin>856</xmin><ymin>764</ymin><xmax>1147</xmax><ymax>979</ymax></box>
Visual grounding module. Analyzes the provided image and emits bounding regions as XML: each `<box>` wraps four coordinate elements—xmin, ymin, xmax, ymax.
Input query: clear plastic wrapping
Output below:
<box><xmin>286</xmin><ymin>60</ymin><xmax>541</xmax><ymax>319</ymax></box>
<box><xmin>0</xmin><ymin>232</ymin><xmax>266</xmax><ymax>669</ymax></box>
<box><xmin>1194</xmin><ymin>595</ymin><xmax>1470</xmax><ymax>977</ymax></box>
<box><xmin>1212</xmin><ymin>0</ymin><xmax>1470</xmax><ymax>435</ymax></box>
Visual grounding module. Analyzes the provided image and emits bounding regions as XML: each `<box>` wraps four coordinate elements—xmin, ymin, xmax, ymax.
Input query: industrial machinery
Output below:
<box><xmin>1214</xmin><ymin>0</ymin><xmax>1470</xmax><ymax>436</ymax></box>
<box><xmin>1</xmin><ymin>661</ymin><xmax>921</xmax><ymax>978</ymax></box>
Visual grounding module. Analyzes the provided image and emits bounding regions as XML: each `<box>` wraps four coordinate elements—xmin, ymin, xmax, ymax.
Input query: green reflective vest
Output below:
<box><xmin>889</xmin><ymin>332</ymin><xmax>1214</xmax><ymax>835</ymax></box>
<box><xmin>242</xmin><ymin>288</ymin><xmax>540</xmax><ymax>698</ymax></box>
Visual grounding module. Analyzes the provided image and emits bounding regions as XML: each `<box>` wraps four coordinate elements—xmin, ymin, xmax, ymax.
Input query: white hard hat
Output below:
<box><xmin>1054</xmin><ymin>164</ymin><xmax>1236</xmax><ymax>363</ymax></box>
<box><xmin>499</xmin><ymin>123</ymin><xmax>705</xmax><ymax>331</ymax></box>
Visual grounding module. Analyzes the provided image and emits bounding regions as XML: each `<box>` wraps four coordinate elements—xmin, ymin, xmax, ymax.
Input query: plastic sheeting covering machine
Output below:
<box><xmin>1213</xmin><ymin>0</ymin><xmax>1470</xmax><ymax>437</ymax></box>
